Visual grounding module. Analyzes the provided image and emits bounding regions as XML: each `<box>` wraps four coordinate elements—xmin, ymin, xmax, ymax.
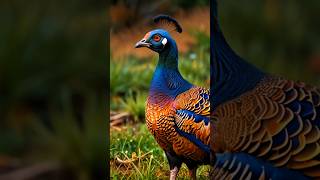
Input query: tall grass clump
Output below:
<box><xmin>110</xmin><ymin>58</ymin><xmax>154</xmax><ymax>97</ymax></box>
<box><xmin>120</xmin><ymin>91</ymin><xmax>147</xmax><ymax>122</ymax></box>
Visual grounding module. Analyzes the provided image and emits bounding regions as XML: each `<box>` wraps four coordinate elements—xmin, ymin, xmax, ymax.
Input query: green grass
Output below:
<box><xmin>110</xmin><ymin>123</ymin><xmax>210</xmax><ymax>179</ymax></box>
<box><xmin>110</xmin><ymin>58</ymin><xmax>155</xmax><ymax>98</ymax></box>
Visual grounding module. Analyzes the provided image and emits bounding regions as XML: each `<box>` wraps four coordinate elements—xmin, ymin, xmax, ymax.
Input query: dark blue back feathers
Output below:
<box><xmin>210</xmin><ymin>0</ymin><xmax>265</xmax><ymax>107</ymax></box>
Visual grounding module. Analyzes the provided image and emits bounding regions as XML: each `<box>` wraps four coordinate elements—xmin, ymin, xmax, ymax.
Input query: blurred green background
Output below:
<box><xmin>110</xmin><ymin>0</ymin><xmax>320</xmax><ymax>179</ymax></box>
<box><xmin>0</xmin><ymin>0</ymin><xmax>106</xmax><ymax>179</ymax></box>
<box><xmin>219</xmin><ymin>0</ymin><xmax>320</xmax><ymax>84</ymax></box>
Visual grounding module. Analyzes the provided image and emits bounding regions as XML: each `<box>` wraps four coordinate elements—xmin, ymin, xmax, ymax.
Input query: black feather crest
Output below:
<box><xmin>153</xmin><ymin>14</ymin><xmax>182</xmax><ymax>33</ymax></box>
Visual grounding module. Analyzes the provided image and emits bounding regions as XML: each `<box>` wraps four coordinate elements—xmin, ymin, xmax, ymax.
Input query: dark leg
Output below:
<box><xmin>165</xmin><ymin>152</ymin><xmax>182</xmax><ymax>180</ymax></box>
<box><xmin>210</xmin><ymin>150</ymin><xmax>216</xmax><ymax>166</ymax></box>
<box><xmin>186</xmin><ymin>162</ymin><xmax>198</xmax><ymax>180</ymax></box>
<box><xmin>188</xmin><ymin>167</ymin><xmax>197</xmax><ymax>180</ymax></box>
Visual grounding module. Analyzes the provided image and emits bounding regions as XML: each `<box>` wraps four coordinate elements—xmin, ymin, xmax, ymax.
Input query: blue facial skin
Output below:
<box><xmin>136</xmin><ymin>28</ymin><xmax>180</xmax><ymax>70</ymax></box>
<box><xmin>148</xmin><ymin>29</ymin><xmax>168</xmax><ymax>52</ymax></box>
<box><xmin>135</xmin><ymin>29</ymin><xmax>172</xmax><ymax>53</ymax></box>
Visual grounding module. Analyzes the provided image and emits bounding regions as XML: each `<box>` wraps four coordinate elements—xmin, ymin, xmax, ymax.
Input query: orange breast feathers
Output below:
<box><xmin>145</xmin><ymin>93</ymin><xmax>175</xmax><ymax>135</ymax></box>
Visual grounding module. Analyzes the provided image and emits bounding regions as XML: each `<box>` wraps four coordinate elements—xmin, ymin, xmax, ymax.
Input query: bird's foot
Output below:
<box><xmin>170</xmin><ymin>166</ymin><xmax>179</xmax><ymax>180</ymax></box>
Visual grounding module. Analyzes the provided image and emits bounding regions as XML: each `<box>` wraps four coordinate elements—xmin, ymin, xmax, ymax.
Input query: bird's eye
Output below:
<box><xmin>153</xmin><ymin>35</ymin><xmax>161</xmax><ymax>42</ymax></box>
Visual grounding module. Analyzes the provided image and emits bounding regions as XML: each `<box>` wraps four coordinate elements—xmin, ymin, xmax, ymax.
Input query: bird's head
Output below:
<box><xmin>135</xmin><ymin>29</ymin><xmax>172</xmax><ymax>53</ymax></box>
<box><xmin>135</xmin><ymin>15</ymin><xmax>182</xmax><ymax>54</ymax></box>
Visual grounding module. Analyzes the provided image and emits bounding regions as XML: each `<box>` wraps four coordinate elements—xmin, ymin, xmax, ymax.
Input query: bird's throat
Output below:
<box><xmin>149</xmin><ymin>47</ymin><xmax>192</xmax><ymax>100</ymax></box>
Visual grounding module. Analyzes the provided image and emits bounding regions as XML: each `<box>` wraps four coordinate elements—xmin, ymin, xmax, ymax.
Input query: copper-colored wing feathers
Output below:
<box><xmin>212</xmin><ymin>76</ymin><xmax>320</xmax><ymax>178</ymax></box>
<box><xmin>173</xmin><ymin>87</ymin><xmax>211</xmax><ymax>153</ymax></box>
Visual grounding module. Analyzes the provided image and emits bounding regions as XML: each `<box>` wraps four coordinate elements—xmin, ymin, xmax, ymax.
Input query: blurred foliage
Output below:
<box><xmin>30</xmin><ymin>94</ymin><xmax>105</xmax><ymax>180</ymax></box>
<box><xmin>120</xmin><ymin>91</ymin><xmax>147</xmax><ymax>122</ymax></box>
<box><xmin>219</xmin><ymin>0</ymin><xmax>320</xmax><ymax>85</ymax></box>
<box><xmin>0</xmin><ymin>0</ymin><xmax>106</xmax><ymax>124</ymax></box>
<box><xmin>172</xmin><ymin>0</ymin><xmax>209</xmax><ymax>9</ymax></box>
<box><xmin>0</xmin><ymin>0</ymin><xmax>106</xmax><ymax>179</ymax></box>
<box><xmin>110</xmin><ymin>0</ymin><xmax>209</xmax><ymax>31</ymax></box>
<box><xmin>180</xmin><ymin>32</ymin><xmax>210</xmax><ymax>87</ymax></box>
<box><xmin>111</xmin><ymin>0</ymin><xmax>208</xmax><ymax>7</ymax></box>
<box><xmin>110</xmin><ymin>58</ymin><xmax>154</xmax><ymax>97</ymax></box>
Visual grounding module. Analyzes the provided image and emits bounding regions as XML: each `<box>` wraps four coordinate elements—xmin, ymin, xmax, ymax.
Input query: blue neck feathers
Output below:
<box><xmin>150</xmin><ymin>40</ymin><xmax>192</xmax><ymax>98</ymax></box>
<box><xmin>210</xmin><ymin>0</ymin><xmax>266</xmax><ymax>107</ymax></box>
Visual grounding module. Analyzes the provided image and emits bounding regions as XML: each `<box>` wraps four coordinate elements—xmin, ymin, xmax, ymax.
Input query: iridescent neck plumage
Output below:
<box><xmin>149</xmin><ymin>40</ymin><xmax>192</xmax><ymax>99</ymax></box>
<box><xmin>158</xmin><ymin>41</ymin><xmax>179</xmax><ymax>69</ymax></box>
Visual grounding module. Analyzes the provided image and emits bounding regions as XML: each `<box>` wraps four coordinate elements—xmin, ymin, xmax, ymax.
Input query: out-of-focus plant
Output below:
<box><xmin>0</xmin><ymin>0</ymin><xmax>106</xmax><ymax>128</ymax></box>
<box><xmin>220</xmin><ymin>0</ymin><xmax>320</xmax><ymax>85</ymax></box>
<box><xmin>110</xmin><ymin>58</ymin><xmax>154</xmax><ymax>97</ymax></box>
<box><xmin>30</xmin><ymin>94</ymin><xmax>105</xmax><ymax>180</ymax></box>
<box><xmin>120</xmin><ymin>91</ymin><xmax>147</xmax><ymax>122</ymax></box>
<box><xmin>180</xmin><ymin>32</ymin><xmax>210</xmax><ymax>88</ymax></box>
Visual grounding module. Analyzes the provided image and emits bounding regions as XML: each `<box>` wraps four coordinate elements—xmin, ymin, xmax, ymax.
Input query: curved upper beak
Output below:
<box><xmin>135</xmin><ymin>39</ymin><xmax>151</xmax><ymax>48</ymax></box>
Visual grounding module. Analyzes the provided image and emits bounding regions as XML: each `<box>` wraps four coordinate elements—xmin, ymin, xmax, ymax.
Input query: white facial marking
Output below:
<box><xmin>162</xmin><ymin>38</ymin><xmax>167</xmax><ymax>46</ymax></box>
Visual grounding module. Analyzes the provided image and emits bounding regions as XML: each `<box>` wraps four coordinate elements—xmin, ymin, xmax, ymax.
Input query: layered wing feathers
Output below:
<box><xmin>212</xmin><ymin>76</ymin><xmax>320</xmax><ymax>178</ymax></box>
<box><xmin>211</xmin><ymin>152</ymin><xmax>310</xmax><ymax>180</ymax></box>
<box><xmin>173</xmin><ymin>87</ymin><xmax>211</xmax><ymax>154</ymax></box>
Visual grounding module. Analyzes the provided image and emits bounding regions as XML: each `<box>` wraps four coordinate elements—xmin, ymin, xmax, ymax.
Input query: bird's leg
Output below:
<box><xmin>170</xmin><ymin>166</ymin><xmax>180</xmax><ymax>180</ymax></box>
<box><xmin>186</xmin><ymin>162</ymin><xmax>198</xmax><ymax>180</ymax></box>
<box><xmin>188</xmin><ymin>167</ymin><xmax>197</xmax><ymax>180</ymax></box>
<box><xmin>166</xmin><ymin>152</ymin><xmax>182</xmax><ymax>180</ymax></box>
<box><xmin>210</xmin><ymin>150</ymin><xmax>216</xmax><ymax>166</ymax></box>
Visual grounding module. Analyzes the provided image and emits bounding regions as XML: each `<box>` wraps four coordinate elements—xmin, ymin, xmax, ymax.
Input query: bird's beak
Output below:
<box><xmin>135</xmin><ymin>39</ymin><xmax>151</xmax><ymax>48</ymax></box>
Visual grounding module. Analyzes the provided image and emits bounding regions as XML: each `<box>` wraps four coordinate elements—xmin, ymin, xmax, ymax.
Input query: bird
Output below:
<box><xmin>135</xmin><ymin>15</ymin><xmax>210</xmax><ymax>180</ymax></box>
<box><xmin>210</xmin><ymin>0</ymin><xmax>320</xmax><ymax>179</ymax></box>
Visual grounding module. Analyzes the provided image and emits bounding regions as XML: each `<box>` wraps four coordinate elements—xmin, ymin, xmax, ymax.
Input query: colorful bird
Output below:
<box><xmin>210</xmin><ymin>0</ymin><xmax>320</xmax><ymax>179</ymax></box>
<box><xmin>135</xmin><ymin>15</ymin><xmax>210</xmax><ymax>180</ymax></box>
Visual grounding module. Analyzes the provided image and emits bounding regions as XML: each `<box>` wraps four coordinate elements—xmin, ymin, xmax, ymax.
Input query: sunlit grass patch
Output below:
<box><xmin>110</xmin><ymin>58</ymin><xmax>154</xmax><ymax>97</ymax></box>
<box><xmin>110</xmin><ymin>124</ymin><xmax>166</xmax><ymax>179</ymax></box>
<box><xmin>110</xmin><ymin>123</ymin><xmax>210</xmax><ymax>179</ymax></box>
